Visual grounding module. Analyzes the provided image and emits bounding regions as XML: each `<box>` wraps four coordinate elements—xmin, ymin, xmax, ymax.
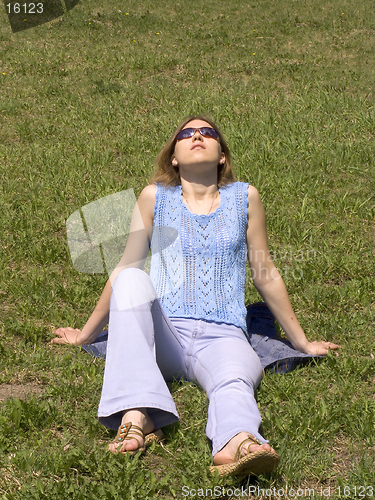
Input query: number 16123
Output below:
<box><xmin>6</xmin><ymin>3</ymin><xmax>44</xmax><ymax>14</ymax></box>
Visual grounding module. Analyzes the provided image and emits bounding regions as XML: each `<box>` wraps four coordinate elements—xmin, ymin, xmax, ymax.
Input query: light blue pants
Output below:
<box><xmin>98</xmin><ymin>268</ymin><xmax>266</xmax><ymax>456</ymax></box>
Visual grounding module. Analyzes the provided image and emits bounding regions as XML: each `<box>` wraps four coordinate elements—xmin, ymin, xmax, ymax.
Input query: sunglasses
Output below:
<box><xmin>176</xmin><ymin>127</ymin><xmax>219</xmax><ymax>141</ymax></box>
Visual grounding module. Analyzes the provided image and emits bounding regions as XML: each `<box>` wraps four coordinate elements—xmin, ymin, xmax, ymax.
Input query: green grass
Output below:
<box><xmin>0</xmin><ymin>0</ymin><xmax>375</xmax><ymax>498</ymax></box>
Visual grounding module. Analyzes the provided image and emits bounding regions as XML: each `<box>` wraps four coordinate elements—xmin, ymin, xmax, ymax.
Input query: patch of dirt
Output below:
<box><xmin>0</xmin><ymin>466</ymin><xmax>22</xmax><ymax>494</ymax></box>
<box><xmin>0</xmin><ymin>383</ymin><xmax>45</xmax><ymax>402</ymax></box>
<box><xmin>330</xmin><ymin>433</ymin><xmax>375</xmax><ymax>482</ymax></box>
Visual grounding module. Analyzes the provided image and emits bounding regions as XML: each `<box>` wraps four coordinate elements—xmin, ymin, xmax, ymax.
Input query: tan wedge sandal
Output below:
<box><xmin>210</xmin><ymin>433</ymin><xmax>280</xmax><ymax>477</ymax></box>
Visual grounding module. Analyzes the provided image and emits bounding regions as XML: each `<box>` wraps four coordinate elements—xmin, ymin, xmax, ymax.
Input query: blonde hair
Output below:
<box><xmin>151</xmin><ymin>115</ymin><xmax>236</xmax><ymax>187</ymax></box>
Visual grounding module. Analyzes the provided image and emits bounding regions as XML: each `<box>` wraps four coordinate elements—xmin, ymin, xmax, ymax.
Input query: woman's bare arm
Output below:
<box><xmin>52</xmin><ymin>184</ymin><xmax>156</xmax><ymax>346</ymax></box>
<box><xmin>246</xmin><ymin>185</ymin><xmax>339</xmax><ymax>355</ymax></box>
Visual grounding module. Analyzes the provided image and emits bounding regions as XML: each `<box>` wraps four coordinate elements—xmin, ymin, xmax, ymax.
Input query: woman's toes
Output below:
<box><xmin>244</xmin><ymin>442</ymin><xmax>274</xmax><ymax>456</ymax></box>
<box><xmin>109</xmin><ymin>437</ymin><xmax>143</xmax><ymax>453</ymax></box>
<box><xmin>123</xmin><ymin>438</ymin><xmax>142</xmax><ymax>451</ymax></box>
<box><xmin>108</xmin><ymin>441</ymin><xmax>124</xmax><ymax>453</ymax></box>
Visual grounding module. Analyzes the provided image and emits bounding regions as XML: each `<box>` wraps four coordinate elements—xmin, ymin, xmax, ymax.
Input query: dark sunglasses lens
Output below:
<box><xmin>176</xmin><ymin>128</ymin><xmax>194</xmax><ymax>140</ymax></box>
<box><xmin>201</xmin><ymin>127</ymin><xmax>218</xmax><ymax>139</ymax></box>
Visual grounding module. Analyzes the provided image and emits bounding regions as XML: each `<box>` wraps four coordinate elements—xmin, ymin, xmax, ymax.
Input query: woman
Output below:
<box><xmin>52</xmin><ymin>116</ymin><xmax>339</xmax><ymax>477</ymax></box>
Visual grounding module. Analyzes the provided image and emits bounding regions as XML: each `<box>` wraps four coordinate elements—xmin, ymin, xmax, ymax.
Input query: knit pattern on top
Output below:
<box><xmin>150</xmin><ymin>182</ymin><xmax>249</xmax><ymax>332</ymax></box>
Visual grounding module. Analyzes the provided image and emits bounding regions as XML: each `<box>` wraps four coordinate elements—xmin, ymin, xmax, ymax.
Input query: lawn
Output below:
<box><xmin>0</xmin><ymin>0</ymin><xmax>374</xmax><ymax>498</ymax></box>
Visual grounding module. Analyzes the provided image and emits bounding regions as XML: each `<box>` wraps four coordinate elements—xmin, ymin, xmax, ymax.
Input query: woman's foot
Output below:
<box><xmin>213</xmin><ymin>431</ymin><xmax>276</xmax><ymax>466</ymax></box>
<box><xmin>210</xmin><ymin>431</ymin><xmax>279</xmax><ymax>477</ymax></box>
<box><xmin>108</xmin><ymin>408</ymin><xmax>155</xmax><ymax>454</ymax></box>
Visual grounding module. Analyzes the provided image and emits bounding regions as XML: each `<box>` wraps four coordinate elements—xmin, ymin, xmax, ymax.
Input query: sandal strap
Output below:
<box><xmin>234</xmin><ymin>433</ymin><xmax>264</xmax><ymax>462</ymax></box>
<box><xmin>116</xmin><ymin>422</ymin><xmax>145</xmax><ymax>444</ymax></box>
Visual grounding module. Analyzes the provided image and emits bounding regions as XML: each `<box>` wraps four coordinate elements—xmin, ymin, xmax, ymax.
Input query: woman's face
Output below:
<box><xmin>172</xmin><ymin>119</ymin><xmax>225</xmax><ymax>169</ymax></box>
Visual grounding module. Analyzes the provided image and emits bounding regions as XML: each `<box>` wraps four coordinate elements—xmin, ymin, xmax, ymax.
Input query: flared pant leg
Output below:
<box><xmin>97</xmin><ymin>268</ymin><xmax>187</xmax><ymax>431</ymax></box>
<box><xmin>172</xmin><ymin>318</ymin><xmax>265</xmax><ymax>456</ymax></box>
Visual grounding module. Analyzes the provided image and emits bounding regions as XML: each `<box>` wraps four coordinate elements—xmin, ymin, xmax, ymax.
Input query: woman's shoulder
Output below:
<box><xmin>245</xmin><ymin>184</ymin><xmax>264</xmax><ymax>218</ymax></box>
<box><xmin>137</xmin><ymin>184</ymin><xmax>157</xmax><ymax>220</ymax></box>
<box><xmin>228</xmin><ymin>182</ymin><xmax>262</xmax><ymax>212</ymax></box>
<box><xmin>139</xmin><ymin>184</ymin><xmax>158</xmax><ymax>198</ymax></box>
<box><xmin>225</xmin><ymin>181</ymin><xmax>259</xmax><ymax>199</ymax></box>
<box><xmin>246</xmin><ymin>184</ymin><xmax>260</xmax><ymax>200</ymax></box>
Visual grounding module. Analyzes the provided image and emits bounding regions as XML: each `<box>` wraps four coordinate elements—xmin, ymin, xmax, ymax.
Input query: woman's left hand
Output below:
<box><xmin>301</xmin><ymin>341</ymin><xmax>340</xmax><ymax>356</ymax></box>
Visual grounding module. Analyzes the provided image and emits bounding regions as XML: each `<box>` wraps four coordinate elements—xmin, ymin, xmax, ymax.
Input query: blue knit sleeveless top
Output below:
<box><xmin>150</xmin><ymin>181</ymin><xmax>249</xmax><ymax>332</ymax></box>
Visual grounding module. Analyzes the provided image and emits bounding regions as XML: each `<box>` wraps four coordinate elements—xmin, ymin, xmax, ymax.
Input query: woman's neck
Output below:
<box><xmin>180</xmin><ymin>180</ymin><xmax>218</xmax><ymax>202</ymax></box>
<box><xmin>180</xmin><ymin>180</ymin><xmax>220</xmax><ymax>215</ymax></box>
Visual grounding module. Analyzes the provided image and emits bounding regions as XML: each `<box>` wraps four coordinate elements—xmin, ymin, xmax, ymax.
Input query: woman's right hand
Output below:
<box><xmin>51</xmin><ymin>327</ymin><xmax>83</xmax><ymax>346</ymax></box>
